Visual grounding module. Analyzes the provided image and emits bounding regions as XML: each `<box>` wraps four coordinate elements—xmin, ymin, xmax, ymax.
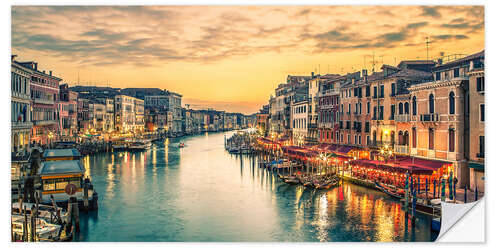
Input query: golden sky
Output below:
<box><xmin>11</xmin><ymin>6</ymin><xmax>484</xmax><ymax>114</ymax></box>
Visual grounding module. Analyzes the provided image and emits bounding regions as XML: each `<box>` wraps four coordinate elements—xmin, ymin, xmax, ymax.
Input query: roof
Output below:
<box><xmin>38</xmin><ymin>160</ymin><xmax>85</xmax><ymax>175</ymax></box>
<box><xmin>434</xmin><ymin>50</ymin><xmax>484</xmax><ymax>71</ymax></box>
<box><xmin>43</xmin><ymin>149</ymin><xmax>81</xmax><ymax>159</ymax></box>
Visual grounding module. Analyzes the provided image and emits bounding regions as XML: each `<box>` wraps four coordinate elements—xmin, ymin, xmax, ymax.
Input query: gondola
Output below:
<box><xmin>315</xmin><ymin>179</ymin><xmax>338</xmax><ymax>190</ymax></box>
<box><xmin>374</xmin><ymin>181</ymin><xmax>404</xmax><ymax>200</ymax></box>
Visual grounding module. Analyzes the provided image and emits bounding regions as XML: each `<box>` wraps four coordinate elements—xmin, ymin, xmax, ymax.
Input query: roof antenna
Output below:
<box><xmin>426</xmin><ymin>36</ymin><xmax>431</xmax><ymax>60</ymax></box>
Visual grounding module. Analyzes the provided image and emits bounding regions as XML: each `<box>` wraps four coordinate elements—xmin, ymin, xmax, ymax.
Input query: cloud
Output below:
<box><xmin>420</xmin><ymin>6</ymin><xmax>442</xmax><ymax>18</ymax></box>
<box><xmin>432</xmin><ymin>34</ymin><xmax>469</xmax><ymax>41</ymax></box>
<box><xmin>11</xmin><ymin>6</ymin><xmax>483</xmax><ymax>67</ymax></box>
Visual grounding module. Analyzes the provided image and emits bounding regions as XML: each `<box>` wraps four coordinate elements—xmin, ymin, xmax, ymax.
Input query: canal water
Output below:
<box><xmin>76</xmin><ymin>131</ymin><xmax>437</xmax><ymax>242</ymax></box>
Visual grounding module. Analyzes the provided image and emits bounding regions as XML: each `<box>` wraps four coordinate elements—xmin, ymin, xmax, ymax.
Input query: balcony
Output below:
<box><xmin>33</xmin><ymin>98</ymin><xmax>55</xmax><ymax>105</ymax></box>
<box><xmin>395</xmin><ymin>114</ymin><xmax>411</xmax><ymax>122</ymax></box>
<box><xmin>368</xmin><ymin>140</ymin><xmax>395</xmax><ymax>148</ymax></box>
<box><xmin>395</xmin><ymin>145</ymin><xmax>409</xmax><ymax>155</ymax></box>
<box><xmin>12</xmin><ymin>121</ymin><xmax>33</xmax><ymax>130</ymax></box>
<box><xmin>33</xmin><ymin>120</ymin><xmax>57</xmax><ymax>126</ymax></box>
<box><xmin>420</xmin><ymin>114</ymin><xmax>439</xmax><ymax>122</ymax></box>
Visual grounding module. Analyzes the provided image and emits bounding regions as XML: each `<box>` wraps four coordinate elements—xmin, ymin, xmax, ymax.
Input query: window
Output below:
<box><xmin>429</xmin><ymin>128</ymin><xmax>434</xmax><ymax>150</ymax></box>
<box><xmin>477</xmin><ymin>77</ymin><xmax>484</xmax><ymax>92</ymax></box>
<box><xmin>390</xmin><ymin>105</ymin><xmax>395</xmax><ymax>120</ymax></box>
<box><xmin>391</xmin><ymin>83</ymin><xmax>396</xmax><ymax>96</ymax></box>
<box><xmin>380</xmin><ymin>85</ymin><xmax>385</xmax><ymax>98</ymax></box>
<box><xmin>399</xmin><ymin>102</ymin><xmax>404</xmax><ymax>115</ymax></box>
<box><xmin>348</xmin><ymin>134</ymin><xmax>351</xmax><ymax>144</ymax></box>
<box><xmin>412</xmin><ymin>96</ymin><xmax>417</xmax><ymax>115</ymax></box>
<box><xmin>379</xmin><ymin>106</ymin><xmax>384</xmax><ymax>120</ymax></box>
<box><xmin>373</xmin><ymin>106</ymin><xmax>377</xmax><ymax>119</ymax></box>
<box><xmin>412</xmin><ymin>127</ymin><xmax>417</xmax><ymax>148</ymax></box>
<box><xmin>404</xmin><ymin>102</ymin><xmax>409</xmax><ymax>114</ymax></box>
<box><xmin>449</xmin><ymin>129</ymin><xmax>455</xmax><ymax>152</ymax></box>
<box><xmin>43</xmin><ymin>179</ymin><xmax>55</xmax><ymax>191</ymax></box>
<box><xmin>435</xmin><ymin>72</ymin><xmax>441</xmax><ymax>81</ymax></box>
<box><xmin>366</xmin><ymin>86</ymin><xmax>370</xmax><ymax>97</ymax></box>
<box><xmin>480</xmin><ymin>104</ymin><xmax>484</xmax><ymax>122</ymax></box>
<box><xmin>449</xmin><ymin>92</ymin><xmax>455</xmax><ymax>115</ymax></box>
<box><xmin>454</xmin><ymin>68</ymin><xmax>460</xmax><ymax>78</ymax></box>
<box><xmin>373</xmin><ymin>86</ymin><xmax>378</xmax><ymax>98</ymax></box>
<box><xmin>367</xmin><ymin>102</ymin><xmax>370</xmax><ymax>114</ymax></box>
<box><xmin>479</xmin><ymin>136</ymin><xmax>485</xmax><ymax>157</ymax></box>
<box><xmin>429</xmin><ymin>94</ymin><xmax>434</xmax><ymax>114</ymax></box>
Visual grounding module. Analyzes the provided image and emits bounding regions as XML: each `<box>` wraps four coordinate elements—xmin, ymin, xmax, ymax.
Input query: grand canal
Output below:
<box><xmin>75</xmin><ymin>131</ymin><xmax>437</xmax><ymax>242</ymax></box>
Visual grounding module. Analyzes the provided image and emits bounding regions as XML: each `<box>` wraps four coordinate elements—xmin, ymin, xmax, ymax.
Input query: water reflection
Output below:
<box><xmin>77</xmin><ymin>131</ymin><xmax>436</xmax><ymax>242</ymax></box>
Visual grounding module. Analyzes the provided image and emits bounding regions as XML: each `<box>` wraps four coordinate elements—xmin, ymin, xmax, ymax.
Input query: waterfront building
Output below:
<box><xmin>114</xmin><ymin>95</ymin><xmax>140</xmax><ymax>133</ymax></box>
<box><xmin>291</xmin><ymin>86</ymin><xmax>309</xmax><ymax>146</ymax></box>
<box><xmin>77</xmin><ymin>98</ymin><xmax>92</xmax><ymax>134</ymax></box>
<box><xmin>133</xmin><ymin>98</ymin><xmax>145</xmax><ymax>133</ymax></box>
<box><xmin>465</xmin><ymin>51</ymin><xmax>485</xmax><ymax>191</ymax></box>
<box><xmin>59</xmin><ymin>84</ymin><xmax>78</xmax><ymax>140</ymax></box>
<box><xmin>11</xmin><ymin>57</ymin><xmax>32</xmax><ymax>154</ymax></box>
<box><xmin>144</xmin><ymin>91</ymin><xmax>183</xmax><ymax>135</ymax></box>
<box><xmin>18</xmin><ymin>61</ymin><xmax>61</xmax><ymax>145</ymax></box>
<box><xmin>89</xmin><ymin>102</ymin><xmax>106</xmax><ymax>132</ymax></box>
<box><xmin>407</xmin><ymin>51</ymin><xmax>484</xmax><ymax>188</ymax></box>
<box><xmin>318</xmin><ymin>75</ymin><xmax>342</xmax><ymax>144</ymax></box>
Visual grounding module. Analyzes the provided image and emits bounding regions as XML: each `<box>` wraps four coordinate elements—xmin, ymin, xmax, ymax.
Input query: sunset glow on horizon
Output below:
<box><xmin>11</xmin><ymin>5</ymin><xmax>484</xmax><ymax>114</ymax></box>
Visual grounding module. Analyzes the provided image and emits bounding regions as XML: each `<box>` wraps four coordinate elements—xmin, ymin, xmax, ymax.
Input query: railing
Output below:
<box><xmin>395</xmin><ymin>114</ymin><xmax>411</xmax><ymax>122</ymax></box>
<box><xmin>12</xmin><ymin>121</ymin><xmax>33</xmax><ymax>129</ymax></box>
<box><xmin>33</xmin><ymin>120</ymin><xmax>57</xmax><ymax>126</ymax></box>
<box><xmin>33</xmin><ymin>98</ymin><xmax>55</xmax><ymax>105</ymax></box>
<box><xmin>395</xmin><ymin>145</ymin><xmax>409</xmax><ymax>154</ymax></box>
<box><xmin>368</xmin><ymin>140</ymin><xmax>395</xmax><ymax>148</ymax></box>
<box><xmin>420</xmin><ymin>114</ymin><xmax>439</xmax><ymax>122</ymax></box>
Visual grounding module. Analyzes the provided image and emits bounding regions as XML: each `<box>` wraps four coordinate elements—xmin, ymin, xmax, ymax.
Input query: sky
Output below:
<box><xmin>11</xmin><ymin>6</ymin><xmax>484</xmax><ymax>114</ymax></box>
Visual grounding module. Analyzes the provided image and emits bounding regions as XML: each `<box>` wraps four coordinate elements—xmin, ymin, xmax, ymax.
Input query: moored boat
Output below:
<box><xmin>374</xmin><ymin>181</ymin><xmax>404</xmax><ymax>199</ymax></box>
<box><xmin>11</xmin><ymin>215</ymin><xmax>63</xmax><ymax>241</ymax></box>
<box><xmin>38</xmin><ymin>160</ymin><xmax>98</xmax><ymax>210</ymax></box>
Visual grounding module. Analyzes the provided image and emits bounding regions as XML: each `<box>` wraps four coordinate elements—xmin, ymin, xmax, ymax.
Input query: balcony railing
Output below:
<box><xmin>33</xmin><ymin>120</ymin><xmax>57</xmax><ymax>126</ymax></box>
<box><xmin>420</xmin><ymin>114</ymin><xmax>439</xmax><ymax>122</ymax></box>
<box><xmin>368</xmin><ymin>140</ymin><xmax>395</xmax><ymax>148</ymax></box>
<box><xmin>395</xmin><ymin>145</ymin><xmax>409</xmax><ymax>155</ymax></box>
<box><xmin>33</xmin><ymin>98</ymin><xmax>55</xmax><ymax>105</ymax></box>
<box><xmin>395</xmin><ymin>114</ymin><xmax>411</xmax><ymax>122</ymax></box>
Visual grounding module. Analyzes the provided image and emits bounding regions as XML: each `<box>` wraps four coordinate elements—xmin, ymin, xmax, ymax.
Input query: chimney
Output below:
<box><xmin>11</xmin><ymin>55</ymin><xmax>17</xmax><ymax>62</ymax></box>
<box><xmin>362</xmin><ymin>69</ymin><xmax>368</xmax><ymax>77</ymax></box>
<box><xmin>49</xmin><ymin>71</ymin><xmax>52</xmax><ymax>76</ymax></box>
<box><xmin>43</xmin><ymin>70</ymin><xmax>46</xmax><ymax>74</ymax></box>
<box><xmin>34</xmin><ymin>62</ymin><xmax>38</xmax><ymax>70</ymax></box>
<box><xmin>311</xmin><ymin>72</ymin><xmax>314</xmax><ymax>78</ymax></box>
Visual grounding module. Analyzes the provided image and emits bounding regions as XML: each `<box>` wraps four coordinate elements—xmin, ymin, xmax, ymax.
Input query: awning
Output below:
<box><xmin>469</xmin><ymin>162</ymin><xmax>484</xmax><ymax>171</ymax></box>
<box><xmin>397</xmin><ymin>157</ymin><xmax>450</xmax><ymax>171</ymax></box>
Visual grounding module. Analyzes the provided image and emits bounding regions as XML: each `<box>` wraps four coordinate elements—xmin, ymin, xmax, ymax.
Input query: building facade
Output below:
<box><xmin>11</xmin><ymin>59</ymin><xmax>32</xmax><ymax>153</ymax></box>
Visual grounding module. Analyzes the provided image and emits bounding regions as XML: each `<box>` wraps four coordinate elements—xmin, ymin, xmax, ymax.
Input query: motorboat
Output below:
<box><xmin>12</xmin><ymin>202</ymin><xmax>69</xmax><ymax>224</ymax></box>
<box><xmin>11</xmin><ymin>215</ymin><xmax>62</xmax><ymax>241</ymax></box>
<box><xmin>128</xmin><ymin>140</ymin><xmax>152</xmax><ymax>151</ymax></box>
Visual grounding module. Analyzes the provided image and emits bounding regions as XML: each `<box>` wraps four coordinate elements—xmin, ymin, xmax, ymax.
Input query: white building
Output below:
<box><xmin>11</xmin><ymin>59</ymin><xmax>32</xmax><ymax>153</ymax></box>
<box><xmin>292</xmin><ymin>96</ymin><xmax>308</xmax><ymax>146</ymax></box>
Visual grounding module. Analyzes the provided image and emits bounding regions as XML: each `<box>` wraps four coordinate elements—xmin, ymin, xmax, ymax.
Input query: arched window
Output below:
<box><xmin>449</xmin><ymin>128</ymin><xmax>455</xmax><ymax>152</ymax></box>
<box><xmin>372</xmin><ymin>131</ymin><xmax>377</xmax><ymax>144</ymax></box>
<box><xmin>399</xmin><ymin>102</ymin><xmax>404</xmax><ymax>114</ymax></box>
<box><xmin>398</xmin><ymin>131</ymin><xmax>403</xmax><ymax>145</ymax></box>
<box><xmin>404</xmin><ymin>131</ymin><xmax>409</xmax><ymax>146</ymax></box>
<box><xmin>412</xmin><ymin>127</ymin><xmax>417</xmax><ymax>148</ymax></box>
<box><xmin>429</xmin><ymin>94</ymin><xmax>435</xmax><ymax>114</ymax></box>
<box><xmin>412</xmin><ymin>96</ymin><xmax>417</xmax><ymax>115</ymax></box>
<box><xmin>404</xmin><ymin>102</ymin><xmax>409</xmax><ymax>114</ymax></box>
<box><xmin>449</xmin><ymin>92</ymin><xmax>455</xmax><ymax>114</ymax></box>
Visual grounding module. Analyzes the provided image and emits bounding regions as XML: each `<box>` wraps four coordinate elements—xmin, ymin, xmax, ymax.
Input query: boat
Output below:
<box><xmin>11</xmin><ymin>215</ymin><xmax>63</xmax><ymax>241</ymax></box>
<box><xmin>315</xmin><ymin>179</ymin><xmax>339</xmax><ymax>190</ymax></box>
<box><xmin>374</xmin><ymin>181</ymin><xmax>404</xmax><ymax>199</ymax></box>
<box><xmin>402</xmin><ymin>197</ymin><xmax>435</xmax><ymax>215</ymax></box>
<box><xmin>128</xmin><ymin>140</ymin><xmax>152</xmax><ymax>151</ymax></box>
<box><xmin>43</xmin><ymin>149</ymin><xmax>81</xmax><ymax>161</ymax></box>
<box><xmin>284</xmin><ymin>176</ymin><xmax>300</xmax><ymax>185</ymax></box>
<box><xmin>38</xmin><ymin>160</ymin><xmax>98</xmax><ymax>210</ymax></box>
<box><xmin>12</xmin><ymin>202</ymin><xmax>69</xmax><ymax>224</ymax></box>
<box><xmin>112</xmin><ymin>140</ymin><xmax>129</xmax><ymax>151</ymax></box>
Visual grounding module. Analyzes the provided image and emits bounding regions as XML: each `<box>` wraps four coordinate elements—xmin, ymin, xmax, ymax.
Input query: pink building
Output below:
<box><xmin>18</xmin><ymin>62</ymin><xmax>61</xmax><ymax>145</ymax></box>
